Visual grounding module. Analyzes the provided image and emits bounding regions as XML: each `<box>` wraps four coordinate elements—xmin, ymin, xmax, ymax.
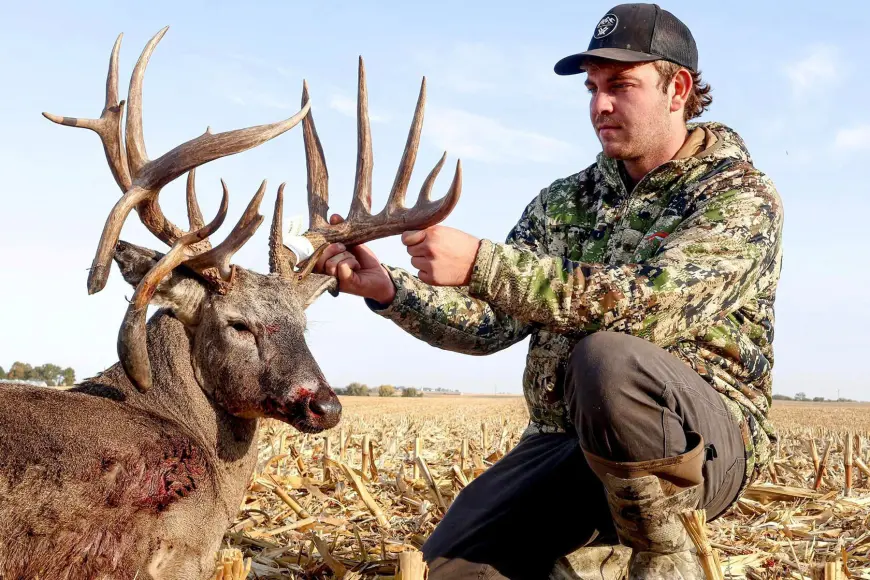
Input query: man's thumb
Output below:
<box><xmin>329</xmin><ymin>214</ymin><xmax>345</xmax><ymax>225</ymax></box>
<box><xmin>401</xmin><ymin>230</ymin><xmax>426</xmax><ymax>246</ymax></box>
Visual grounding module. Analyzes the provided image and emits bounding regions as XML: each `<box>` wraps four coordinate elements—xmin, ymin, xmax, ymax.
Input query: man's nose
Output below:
<box><xmin>590</xmin><ymin>91</ymin><xmax>614</xmax><ymax>117</ymax></box>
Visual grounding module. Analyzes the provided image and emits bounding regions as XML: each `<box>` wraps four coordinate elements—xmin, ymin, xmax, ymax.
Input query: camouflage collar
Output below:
<box><xmin>596</xmin><ymin>122</ymin><xmax>753</xmax><ymax>195</ymax></box>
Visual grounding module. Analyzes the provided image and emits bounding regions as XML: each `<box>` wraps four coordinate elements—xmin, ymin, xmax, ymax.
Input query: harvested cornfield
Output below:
<box><xmin>219</xmin><ymin>397</ymin><xmax>870</xmax><ymax>579</ymax></box>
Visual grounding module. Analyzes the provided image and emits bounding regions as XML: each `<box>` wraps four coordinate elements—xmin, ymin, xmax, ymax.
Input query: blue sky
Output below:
<box><xmin>2</xmin><ymin>0</ymin><xmax>868</xmax><ymax>400</ymax></box>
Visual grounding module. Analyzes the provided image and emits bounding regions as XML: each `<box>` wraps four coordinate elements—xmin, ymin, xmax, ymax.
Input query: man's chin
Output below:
<box><xmin>601</xmin><ymin>142</ymin><xmax>632</xmax><ymax>160</ymax></box>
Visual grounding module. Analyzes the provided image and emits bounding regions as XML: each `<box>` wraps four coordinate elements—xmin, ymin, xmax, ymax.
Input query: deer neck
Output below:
<box><xmin>80</xmin><ymin>310</ymin><xmax>259</xmax><ymax>519</ymax></box>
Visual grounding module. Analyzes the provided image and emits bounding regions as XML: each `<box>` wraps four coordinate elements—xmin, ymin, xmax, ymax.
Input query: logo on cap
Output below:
<box><xmin>594</xmin><ymin>14</ymin><xmax>619</xmax><ymax>39</ymax></box>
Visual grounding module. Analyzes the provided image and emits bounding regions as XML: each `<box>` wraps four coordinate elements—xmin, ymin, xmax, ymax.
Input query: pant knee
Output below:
<box><xmin>566</xmin><ymin>332</ymin><xmax>678</xmax><ymax>460</ymax></box>
<box><xmin>566</xmin><ymin>332</ymin><xmax>641</xmax><ymax>416</ymax></box>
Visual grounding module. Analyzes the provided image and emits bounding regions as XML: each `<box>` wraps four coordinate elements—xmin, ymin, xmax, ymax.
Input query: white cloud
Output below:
<box><xmin>424</xmin><ymin>107</ymin><xmax>577</xmax><ymax>164</ymax></box>
<box><xmin>784</xmin><ymin>45</ymin><xmax>843</xmax><ymax>96</ymax></box>
<box><xmin>834</xmin><ymin>125</ymin><xmax>870</xmax><ymax>152</ymax></box>
<box><xmin>328</xmin><ymin>94</ymin><xmax>387</xmax><ymax>122</ymax></box>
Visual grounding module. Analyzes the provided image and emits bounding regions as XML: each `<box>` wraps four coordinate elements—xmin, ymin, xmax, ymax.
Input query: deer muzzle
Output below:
<box><xmin>273</xmin><ymin>383</ymin><xmax>341</xmax><ymax>433</ymax></box>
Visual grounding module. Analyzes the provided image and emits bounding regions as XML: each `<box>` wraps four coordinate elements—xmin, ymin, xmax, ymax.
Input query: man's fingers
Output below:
<box><xmin>406</xmin><ymin>243</ymin><xmax>431</xmax><ymax>258</ymax></box>
<box><xmin>410</xmin><ymin>256</ymin><xmax>429</xmax><ymax>271</ymax></box>
<box><xmin>401</xmin><ymin>229</ymin><xmax>426</xmax><ymax>246</ymax></box>
<box><xmin>316</xmin><ymin>243</ymin><xmax>346</xmax><ymax>272</ymax></box>
<box><xmin>417</xmin><ymin>269</ymin><xmax>433</xmax><ymax>284</ymax></box>
<box><xmin>324</xmin><ymin>251</ymin><xmax>356</xmax><ymax>276</ymax></box>
<box><xmin>336</xmin><ymin>260</ymin><xmax>359</xmax><ymax>283</ymax></box>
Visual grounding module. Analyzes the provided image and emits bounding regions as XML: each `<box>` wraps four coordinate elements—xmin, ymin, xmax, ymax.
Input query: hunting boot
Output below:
<box><xmin>583</xmin><ymin>432</ymin><xmax>707</xmax><ymax>580</ymax></box>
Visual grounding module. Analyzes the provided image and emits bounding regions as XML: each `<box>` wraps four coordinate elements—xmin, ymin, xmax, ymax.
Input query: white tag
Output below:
<box><xmin>285</xmin><ymin>235</ymin><xmax>315</xmax><ymax>263</ymax></box>
<box><xmin>286</xmin><ymin>214</ymin><xmax>305</xmax><ymax>237</ymax></box>
<box><xmin>284</xmin><ymin>215</ymin><xmax>314</xmax><ymax>262</ymax></box>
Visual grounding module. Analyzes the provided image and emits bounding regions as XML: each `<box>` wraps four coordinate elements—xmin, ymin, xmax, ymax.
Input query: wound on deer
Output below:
<box><xmin>130</xmin><ymin>439</ymin><xmax>206</xmax><ymax>512</ymax></box>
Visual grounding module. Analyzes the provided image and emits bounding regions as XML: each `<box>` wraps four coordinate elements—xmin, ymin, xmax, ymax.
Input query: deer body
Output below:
<box><xmin>0</xmin><ymin>313</ymin><xmax>260</xmax><ymax>579</ymax></box>
<box><xmin>3</xmin><ymin>25</ymin><xmax>461</xmax><ymax>577</ymax></box>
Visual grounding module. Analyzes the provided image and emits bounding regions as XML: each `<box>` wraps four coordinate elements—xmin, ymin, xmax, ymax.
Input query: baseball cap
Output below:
<box><xmin>554</xmin><ymin>3</ymin><xmax>698</xmax><ymax>75</ymax></box>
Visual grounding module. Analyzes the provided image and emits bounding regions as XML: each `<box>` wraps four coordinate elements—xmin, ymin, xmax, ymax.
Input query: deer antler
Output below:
<box><xmin>185</xmin><ymin>180</ymin><xmax>268</xmax><ymax>280</ymax></box>
<box><xmin>268</xmin><ymin>57</ymin><xmax>462</xmax><ymax>278</ymax></box>
<box><xmin>43</xmin><ymin>26</ymin><xmax>309</xmax><ymax>295</ymax></box>
<box><xmin>44</xmin><ymin>28</ymin><xmax>306</xmax><ymax>392</ymax></box>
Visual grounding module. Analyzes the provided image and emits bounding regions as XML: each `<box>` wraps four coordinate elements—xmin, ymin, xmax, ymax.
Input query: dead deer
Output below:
<box><xmin>0</xmin><ymin>27</ymin><xmax>460</xmax><ymax>580</ymax></box>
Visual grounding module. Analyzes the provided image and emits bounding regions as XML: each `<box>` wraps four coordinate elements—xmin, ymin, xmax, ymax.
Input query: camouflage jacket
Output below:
<box><xmin>368</xmin><ymin>122</ymin><xmax>784</xmax><ymax>489</ymax></box>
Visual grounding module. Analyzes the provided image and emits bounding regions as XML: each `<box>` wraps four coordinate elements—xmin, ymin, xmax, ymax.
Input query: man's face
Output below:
<box><xmin>584</xmin><ymin>61</ymin><xmax>673</xmax><ymax>160</ymax></box>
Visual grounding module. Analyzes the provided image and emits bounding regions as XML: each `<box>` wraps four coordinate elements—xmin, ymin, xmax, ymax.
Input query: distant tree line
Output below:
<box><xmin>772</xmin><ymin>392</ymin><xmax>859</xmax><ymax>403</ymax></box>
<box><xmin>0</xmin><ymin>362</ymin><xmax>76</xmax><ymax>386</ymax></box>
<box><xmin>335</xmin><ymin>382</ymin><xmax>423</xmax><ymax>397</ymax></box>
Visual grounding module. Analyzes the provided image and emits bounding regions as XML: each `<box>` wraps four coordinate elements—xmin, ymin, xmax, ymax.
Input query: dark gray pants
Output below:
<box><xmin>423</xmin><ymin>332</ymin><xmax>746</xmax><ymax>580</ymax></box>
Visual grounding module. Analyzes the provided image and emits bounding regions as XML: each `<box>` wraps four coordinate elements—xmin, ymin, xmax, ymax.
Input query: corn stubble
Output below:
<box><xmin>212</xmin><ymin>397</ymin><xmax>870</xmax><ymax>579</ymax></box>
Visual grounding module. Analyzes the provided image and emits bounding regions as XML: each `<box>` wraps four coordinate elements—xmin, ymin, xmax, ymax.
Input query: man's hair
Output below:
<box><xmin>653</xmin><ymin>61</ymin><xmax>712</xmax><ymax>121</ymax></box>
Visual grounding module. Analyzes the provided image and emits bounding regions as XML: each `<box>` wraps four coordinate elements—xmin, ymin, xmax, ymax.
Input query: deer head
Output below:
<box><xmin>43</xmin><ymin>27</ymin><xmax>462</xmax><ymax>434</ymax></box>
<box><xmin>112</xmin><ymin>238</ymin><xmax>341</xmax><ymax>433</ymax></box>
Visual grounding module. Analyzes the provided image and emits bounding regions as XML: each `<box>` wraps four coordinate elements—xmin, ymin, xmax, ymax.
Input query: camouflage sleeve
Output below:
<box><xmin>365</xmin><ymin>192</ymin><xmax>549</xmax><ymax>354</ymax></box>
<box><xmin>467</xmin><ymin>169</ymin><xmax>784</xmax><ymax>346</ymax></box>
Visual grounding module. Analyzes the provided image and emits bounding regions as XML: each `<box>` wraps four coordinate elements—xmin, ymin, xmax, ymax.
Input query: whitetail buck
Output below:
<box><xmin>0</xmin><ymin>27</ymin><xmax>460</xmax><ymax>579</ymax></box>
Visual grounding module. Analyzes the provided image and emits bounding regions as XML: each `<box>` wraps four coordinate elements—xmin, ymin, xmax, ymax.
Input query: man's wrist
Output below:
<box><xmin>468</xmin><ymin>239</ymin><xmax>497</xmax><ymax>298</ymax></box>
<box><xmin>367</xmin><ymin>267</ymin><xmax>397</xmax><ymax>305</ymax></box>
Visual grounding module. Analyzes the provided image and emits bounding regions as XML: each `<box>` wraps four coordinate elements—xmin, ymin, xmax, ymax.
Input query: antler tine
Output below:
<box><xmin>415</xmin><ymin>157</ymin><xmax>462</xmax><ymax>221</ymax></box>
<box><xmin>42</xmin><ymin>32</ymin><xmax>132</xmax><ymax>191</ymax></box>
<box><xmin>347</xmin><ymin>57</ymin><xmax>373</xmax><ymax>221</ymax></box>
<box><xmin>269</xmin><ymin>183</ymin><xmax>297</xmax><ymax>278</ymax></box>
<box><xmin>418</xmin><ymin>152</ymin><xmax>446</xmax><ymax>204</ymax></box>
<box><xmin>119</xmin><ymin>190</ymin><xmax>229</xmax><ymax>392</ymax></box>
<box><xmin>302</xmin><ymin>80</ymin><xmax>329</xmax><ymax>230</ymax></box>
<box><xmin>385</xmin><ymin>77</ymin><xmax>426</xmax><ymax>214</ymax></box>
<box><xmin>186</xmin><ymin>168</ymin><xmax>206</xmax><ymax>232</ymax></box>
<box><xmin>125</xmin><ymin>26</ymin><xmax>167</xmax><ymax>175</ymax></box>
<box><xmin>186</xmin><ymin>180</ymin><xmax>268</xmax><ymax>281</ymax></box>
<box><xmin>104</xmin><ymin>34</ymin><xmax>122</xmax><ymax>115</ymax></box>
<box><xmin>184</xmin><ymin>168</ymin><xmax>215</xmax><ymax>258</ymax></box>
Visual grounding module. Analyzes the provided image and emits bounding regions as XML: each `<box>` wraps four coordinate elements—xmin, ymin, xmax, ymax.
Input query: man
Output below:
<box><xmin>315</xmin><ymin>4</ymin><xmax>783</xmax><ymax>579</ymax></box>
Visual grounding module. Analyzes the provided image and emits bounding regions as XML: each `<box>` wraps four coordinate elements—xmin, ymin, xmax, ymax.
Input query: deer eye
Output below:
<box><xmin>230</xmin><ymin>321</ymin><xmax>251</xmax><ymax>333</ymax></box>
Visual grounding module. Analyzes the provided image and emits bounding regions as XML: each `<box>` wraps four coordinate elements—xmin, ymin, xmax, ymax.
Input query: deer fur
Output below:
<box><xmin>0</xmin><ymin>241</ymin><xmax>341</xmax><ymax>579</ymax></box>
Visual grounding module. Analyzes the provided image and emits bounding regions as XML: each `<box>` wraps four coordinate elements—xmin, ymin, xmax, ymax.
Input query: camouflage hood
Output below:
<box><xmin>370</xmin><ymin>121</ymin><xmax>784</xmax><ymax>493</ymax></box>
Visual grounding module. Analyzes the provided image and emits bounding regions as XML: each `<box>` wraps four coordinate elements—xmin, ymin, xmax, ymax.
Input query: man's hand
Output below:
<box><xmin>314</xmin><ymin>215</ymin><xmax>396</xmax><ymax>305</ymax></box>
<box><xmin>402</xmin><ymin>226</ymin><xmax>481</xmax><ymax>286</ymax></box>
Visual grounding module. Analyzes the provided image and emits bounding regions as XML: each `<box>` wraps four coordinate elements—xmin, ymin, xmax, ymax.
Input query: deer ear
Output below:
<box><xmin>297</xmin><ymin>273</ymin><xmax>338</xmax><ymax>309</ymax></box>
<box><xmin>113</xmin><ymin>241</ymin><xmax>207</xmax><ymax>325</ymax></box>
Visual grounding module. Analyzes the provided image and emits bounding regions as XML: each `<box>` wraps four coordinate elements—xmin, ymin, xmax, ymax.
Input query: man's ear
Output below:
<box><xmin>297</xmin><ymin>273</ymin><xmax>338</xmax><ymax>309</ymax></box>
<box><xmin>670</xmin><ymin>68</ymin><xmax>693</xmax><ymax>114</ymax></box>
<box><xmin>113</xmin><ymin>241</ymin><xmax>207</xmax><ymax>325</ymax></box>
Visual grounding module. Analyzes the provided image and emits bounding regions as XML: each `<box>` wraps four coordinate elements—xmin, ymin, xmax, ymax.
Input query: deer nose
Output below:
<box><xmin>307</xmin><ymin>388</ymin><xmax>342</xmax><ymax>425</ymax></box>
